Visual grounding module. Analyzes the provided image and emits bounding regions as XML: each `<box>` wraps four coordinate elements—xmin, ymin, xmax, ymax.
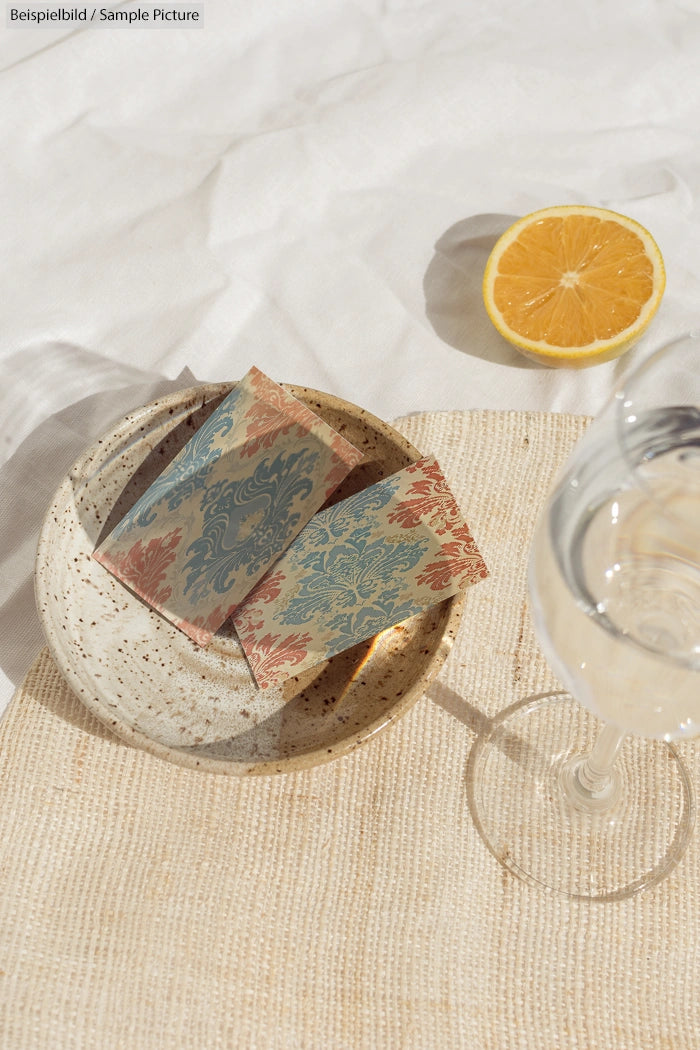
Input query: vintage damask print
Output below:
<box><xmin>387</xmin><ymin>457</ymin><xmax>462</xmax><ymax>534</ymax></box>
<box><xmin>239</xmin><ymin>368</ymin><xmax>321</xmax><ymax>457</ymax></box>
<box><xmin>96</xmin><ymin>528</ymin><xmax>183</xmax><ymax>609</ymax></box>
<box><xmin>109</xmin><ymin>389</ymin><xmax>243</xmax><ymax>536</ymax></box>
<box><xmin>416</xmin><ymin>524</ymin><xmax>489</xmax><ymax>591</ymax></box>
<box><xmin>93</xmin><ymin>367</ymin><xmax>363</xmax><ymax>645</ymax></box>
<box><xmin>241</xmin><ymin>629</ymin><xmax>316</xmax><ymax>686</ymax></box>
<box><xmin>182</xmin><ymin>446</ymin><xmax>321</xmax><ymax>603</ymax></box>
<box><xmin>233</xmin><ymin>455</ymin><xmax>488</xmax><ymax>689</ymax></box>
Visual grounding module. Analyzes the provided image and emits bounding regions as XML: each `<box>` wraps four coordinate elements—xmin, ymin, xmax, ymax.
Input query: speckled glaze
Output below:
<box><xmin>35</xmin><ymin>384</ymin><xmax>464</xmax><ymax>774</ymax></box>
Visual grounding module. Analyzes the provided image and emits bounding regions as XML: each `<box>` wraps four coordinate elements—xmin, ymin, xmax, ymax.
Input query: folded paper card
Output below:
<box><xmin>232</xmin><ymin>455</ymin><xmax>488</xmax><ymax>689</ymax></box>
<box><xmin>93</xmin><ymin>367</ymin><xmax>364</xmax><ymax>645</ymax></box>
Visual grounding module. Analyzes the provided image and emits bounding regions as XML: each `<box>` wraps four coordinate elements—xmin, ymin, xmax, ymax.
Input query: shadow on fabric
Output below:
<box><xmin>0</xmin><ymin>347</ymin><xmax>196</xmax><ymax>697</ymax></box>
<box><xmin>423</xmin><ymin>212</ymin><xmax>539</xmax><ymax>369</ymax></box>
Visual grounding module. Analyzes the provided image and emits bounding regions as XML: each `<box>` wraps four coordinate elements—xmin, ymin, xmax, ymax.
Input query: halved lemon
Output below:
<box><xmin>482</xmin><ymin>205</ymin><xmax>666</xmax><ymax>367</ymax></box>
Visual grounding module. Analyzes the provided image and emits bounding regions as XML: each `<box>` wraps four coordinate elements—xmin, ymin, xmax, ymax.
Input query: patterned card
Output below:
<box><xmin>93</xmin><ymin>367</ymin><xmax>364</xmax><ymax>645</ymax></box>
<box><xmin>232</xmin><ymin>456</ymin><xmax>488</xmax><ymax>689</ymax></box>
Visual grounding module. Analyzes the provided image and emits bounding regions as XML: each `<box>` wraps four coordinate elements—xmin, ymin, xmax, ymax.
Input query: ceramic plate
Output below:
<box><xmin>35</xmin><ymin>383</ymin><xmax>463</xmax><ymax>774</ymax></box>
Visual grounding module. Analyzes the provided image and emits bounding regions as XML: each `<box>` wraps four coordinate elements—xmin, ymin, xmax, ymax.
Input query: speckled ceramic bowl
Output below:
<box><xmin>35</xmin><ymin>383</ymin><xmax>463</xmax><ymax>774</ymax></box>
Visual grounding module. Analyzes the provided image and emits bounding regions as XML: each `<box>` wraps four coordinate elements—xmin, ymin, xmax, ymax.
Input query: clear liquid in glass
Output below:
<box><xmin>530</xmin><ymin>407</ymin><xmax>700</xmax><ymax>741</ymax></box>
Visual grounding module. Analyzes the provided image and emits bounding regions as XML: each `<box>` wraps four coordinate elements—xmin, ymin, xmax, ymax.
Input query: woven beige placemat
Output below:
<box><xmin>1</xmin><ymin>410</ymin><xmax>699</xmax><ymax>1049</ymax></box>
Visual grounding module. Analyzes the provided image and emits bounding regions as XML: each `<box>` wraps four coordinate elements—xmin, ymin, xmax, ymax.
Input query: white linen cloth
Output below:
<box><xmin>1</xmin><ymin>0</ymin><xmax>699</xmax><ymax>715</ymax></box>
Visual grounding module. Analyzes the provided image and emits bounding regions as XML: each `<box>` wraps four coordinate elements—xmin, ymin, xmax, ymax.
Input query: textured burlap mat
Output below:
<box><xmin>1</xmin><ymin>410</ymin><xmax>699</xmax><ymax>1049</ymax></box>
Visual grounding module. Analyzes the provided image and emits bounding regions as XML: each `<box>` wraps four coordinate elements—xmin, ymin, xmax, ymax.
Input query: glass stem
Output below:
<box><xmin>561</xmin><ymin>723</ymin><xmax>626</xmax><ymax>812</ymax></box>
<box><xmin>576</xmin><ymin>724</ymin><xmax>626</xmax><ymax>795</ymax></box>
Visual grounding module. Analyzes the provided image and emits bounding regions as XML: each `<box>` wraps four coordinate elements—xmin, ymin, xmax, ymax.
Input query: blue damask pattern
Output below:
<box><xmin>112</xmin><ymin>386</ymin><xmax>243</xmax><ymax>535</ymax></box>
<box><xmin>232</xmin><ymin>452</ymin><xmax>488</xmax><ymax>689</ymax></box>
<box><xmin>324</xmin><ymin>598</ymin><xmax>425</xmax><ymax>655</ymax></box>
<box><xmin>183</xmin><ymin>446</ymin><xmax>320</xmax><ymax>602</ymax></box>
<box><xmin>298</xmin><ymin>473</ymin><xmax>402</xmax><ymax>546</ymax></box>
<box><xmin>278</xmin><ymin>528</ymin><xmax>429</xmax><ymax>632</ymax></box>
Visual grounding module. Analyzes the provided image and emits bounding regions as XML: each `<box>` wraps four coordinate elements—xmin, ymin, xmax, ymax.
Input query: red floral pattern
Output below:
<box><xmin>240</xmin><ymin>404</ymin><xmax>303</xmax><ymax>458</ymax></box>
<box><xmin>239</xmin><ymin>568</ymin><xmax>286</xmax><ymax>608</ymax></box>
<box><xmin>247</xmin><ymin>366</ymin><xmax>320</xmax><ymax>430</ymax></box>
<box><xmin>95</xmin><ymin>528</ymin><xmax>182</xmax><ymax>608</ymax></box>
<box><xmin>416</xmin><ymin>524</ymin><xmax>489</xmax><ymax>591</ymax></box>
<box><xmin>237</xmin><ymin>629</ymin><xmax>314</xmax><ymax>689</ymax></box>
<box><xmin>388</xmin><ymin>459</ymin><xmax>461</xmax><ymax>535</ymax></box>
<box><xmin>177</xmin><ymin>603</ymin><xmax>236</xmax><ymax>647</ymax></box>
<box><xmin>241</xmin><ymin>367</ymin><xmax>320</xmax><ymax>457</ymax></box>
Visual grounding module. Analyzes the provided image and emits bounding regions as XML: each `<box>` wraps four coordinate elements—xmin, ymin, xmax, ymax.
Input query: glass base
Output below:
<box><xmin>467</xmin><ymin>693</ymin><xmax>695</xmax><ymax>901</ymax></box>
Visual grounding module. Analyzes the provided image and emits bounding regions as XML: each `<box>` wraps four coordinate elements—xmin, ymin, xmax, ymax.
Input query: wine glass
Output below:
<box><xmin>468</xmin><ymin>334</ymin><xmax>700</xmax><ymax>901</ymax></box>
